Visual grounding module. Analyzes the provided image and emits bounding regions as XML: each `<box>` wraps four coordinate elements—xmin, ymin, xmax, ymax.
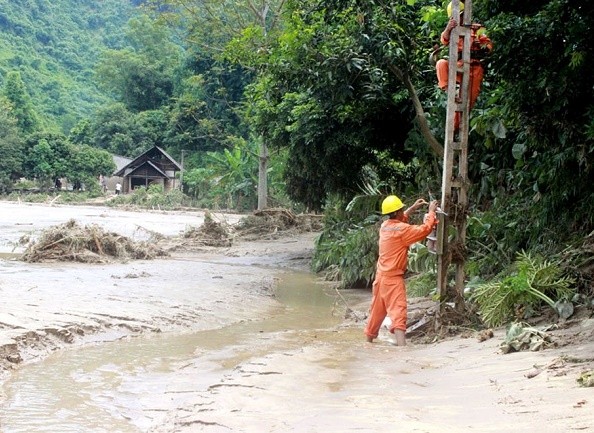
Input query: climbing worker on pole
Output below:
<box><xmin>435</xmin><ymin>1</ymin><xmax>493</xmax><ymax>131</ymax></box>
<box><xmin>364</xmin><ymin>195</ymin><xmax>439</xmax><ymax>346</ymax></box>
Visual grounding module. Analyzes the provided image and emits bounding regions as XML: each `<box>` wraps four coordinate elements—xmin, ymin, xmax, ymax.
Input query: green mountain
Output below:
<box><xmin>0</xmin><ymin>0</ymin><xmax>140</xmax><ymax>133</ymax></box>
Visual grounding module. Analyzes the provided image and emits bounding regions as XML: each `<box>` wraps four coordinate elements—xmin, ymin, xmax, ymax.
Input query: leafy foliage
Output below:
<box><xmin>69</xmin><ymin>145</ymin><xmax>116</xmax><ymax>193</ymax></box>
<box><xmin>245</xmin><ymin>0</ymin><xmax>442</xmax><ymax>209</ymax></box>
<box><xmin>312</xmin><ymin>218</ymin><xmax>380</xmax><ymax>289</ymax></box>
<box><xmin>205</xmin><ymin>140</ymin><xmax>259</xmax><ymax>210</ymax></box>
<box><xmin>23</xmin><ymin>132</ymin><xmax>72</xmax><ymax>189</ymax></box>
<box><xmin>470</xmin><ymin>251</ymin><xmax>575</xmax><ymax>327</ymax></box>
<box><xmin>2</xmin><ymin>71</ymin><xmax>40</xmax><ymax>133</ymax></box>
<box><xmin>470</xmin><ymin>0</ymin><xmax>594</xmax><ymax>246</ymax></box>
<box><xmin>108</xmin><ymin>184</ymin><xmax>186</xmax><ymax>209</ymax></box>
<box><xmin>0</xmin><ymin>0</ymin><xmax>136</xmax><ymax>132</ymax></box>
<box><xmin>0</xmin><ymin>97</ymin><xmax>24</xmax><ymax>192</ymax></box>
<box><xmin>96</xmin><ymin>15</ymin><xmax>182</xmax><ymax>112</ymax></box>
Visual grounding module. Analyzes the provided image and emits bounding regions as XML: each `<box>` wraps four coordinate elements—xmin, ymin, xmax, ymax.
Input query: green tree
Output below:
<box><xmin>473</xmin><ymin>0</ymin><xmax>594</xmax><ymax>239</ymax></box>
<box><xmin>164</xmin><ymin>60</ymin><xmax>250</xmax><ymax>154</ymax></box>
<box><xmin>147</xmin><ymin>0</ymin><xmax>287</xmax><ymax>210</ymax></box>
<box><xmin>86</xmin><ymin>103</ymin><xmax>138</xmax><ymax>156</ymax></box>
<box><xmin>2</xmin><ymin>71</ymin><xmax>40</xmax><ymax>134</ymax></box>
<box><xmin>0</xmin><ymin>98</ymin><xmax>24</xmax><ymax>192</ymax></box>
<box><xmin>133</xmin><ymin>109</ymin><xmax>170</xmax><ymax>150</ymax></box>
<box><xmin>23</xmin><ymin>132</ymin><xmax>72</xmax><ymax>189</ymax></box>
<box><xmin>244</xmin><ymin>0</ymin><xmax>442</xmax><ymax>209</ymax></box>
<box><xmin>205</xmin><ymin>138</ymin><xmax>259</xmax><ymax>210</ymax></box>
<box><xmin>68</xmin><ymin>145</ymin><xmax>116</xmax><ymax>192</ymax></box>
<box><xmin>96</xmin><ymin>14</ymin><xmax>182</xmax><ymax>112</ymax></box>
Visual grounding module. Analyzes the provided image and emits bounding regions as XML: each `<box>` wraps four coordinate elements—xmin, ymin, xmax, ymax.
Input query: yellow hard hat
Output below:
<box><xmin>447</xmin><ymin>1</ymin><xmax>464</xmax><ymax>18</ymax></box>
<box><xmin>381</xmin><ymin>195</ymin><xmax>404</xmax><ymax>215</ymax></box>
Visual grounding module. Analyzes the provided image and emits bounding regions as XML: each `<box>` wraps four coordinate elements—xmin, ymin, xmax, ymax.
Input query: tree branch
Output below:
<box><xmin>387</xmin><ymin>63</ymin><xmax>444</xmax><ymax>158</ymax></box>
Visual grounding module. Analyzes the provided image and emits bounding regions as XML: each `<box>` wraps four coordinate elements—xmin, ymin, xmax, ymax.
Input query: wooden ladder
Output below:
<box><xmin>436</xmin><ymin>0</ymin><xmax>472</xmax><ymax>324</ymax></box>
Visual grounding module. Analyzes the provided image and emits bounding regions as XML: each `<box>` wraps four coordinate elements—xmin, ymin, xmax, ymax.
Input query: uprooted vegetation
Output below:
<box><xmin>234</xmin><ymin>208</ymin><xmax>323</xmax><ymax>240</ymax></box>
<box><xmin>20</xmin><ymin>209</ymin><xmax>324</xmax><ymax>261</ymax></box>
<box><xmin>181</xmin><ymin>210</ymin><xmax>233</xmax><ymax>247</ymax></box>
<box><xmin>175</xmin><ymin>208</ymin><xmax>323</xmax><ymax>250</ymax></box>
<box><xmin>20</xmin><ymin>219</ymin><xmax>168</xmax><ymax>263</ymax></box>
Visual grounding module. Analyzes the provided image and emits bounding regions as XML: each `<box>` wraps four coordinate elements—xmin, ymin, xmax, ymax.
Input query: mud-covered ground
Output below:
<box><xmin>1</xmin><ymin>201</ymin><xmax>593</xmax><ymax>433</ymax></box>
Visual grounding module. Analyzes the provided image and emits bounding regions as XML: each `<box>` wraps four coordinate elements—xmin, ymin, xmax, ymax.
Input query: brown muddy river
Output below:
<box><xmin>0</xmin><ymin>271</ymin><xmax>338</xmax><ymax>432</ymax></box>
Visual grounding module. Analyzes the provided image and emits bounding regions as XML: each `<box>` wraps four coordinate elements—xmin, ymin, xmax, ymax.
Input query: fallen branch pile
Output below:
<box><xmin>21</xmin><ymin>219</ymin><xmax>168</xmax><ymax>263</ymax></box>
<box><xmin>234</xmin><ymin>208</ymin><xmax>323</xmax><ymax>240</ymax></box>
<box><xmin>183</xmin><ymin>211</ymin><xmax>232</xmax><ymax>247</ymax></box>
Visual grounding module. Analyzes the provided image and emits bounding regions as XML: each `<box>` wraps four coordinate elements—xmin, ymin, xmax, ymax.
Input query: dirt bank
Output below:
<box><xmin>1</xmin><ymin>201</ymin><xmax>593</xmax><ymax>433</ymax></box>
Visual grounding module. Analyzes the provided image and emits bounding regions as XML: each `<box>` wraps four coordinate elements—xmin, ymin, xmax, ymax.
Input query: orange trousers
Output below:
<box><xmin>364</xmin><ymin>272</ymin><xmax>407</xmax><ymax>339</ymax></box>
<box><xmin>436</xmin><ymin>59</ymin><xmax>484</xmax><ymax>130</ymax></box>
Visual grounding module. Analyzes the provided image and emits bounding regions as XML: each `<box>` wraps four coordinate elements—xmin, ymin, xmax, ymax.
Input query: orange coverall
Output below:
<box><xmin>364</xmin><ymin>211</ymin><xmax>436</xmax><ymax>339</ymax></box>
<box><xmin>436</xmin><ymin>22</ymin><xmax>493</xmax><ymax>130</ymax></box>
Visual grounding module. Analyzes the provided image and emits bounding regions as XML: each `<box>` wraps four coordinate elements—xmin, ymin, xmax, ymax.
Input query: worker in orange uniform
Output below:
<box><xmin>364</xmin><ymin>195</ymin><xmax>439</xmax><ymax>346</ymax></box>
<box><xmin>435</xmin><ymin>2</ymin><xmax>493</xmax><ymax>131</ymax></box>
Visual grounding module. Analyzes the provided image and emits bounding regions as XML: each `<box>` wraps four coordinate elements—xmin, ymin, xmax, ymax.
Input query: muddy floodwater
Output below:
<box><xmin>0</xmin><ymin>271</ymin><xmax>338</xmax><ymax>433</ymax></box>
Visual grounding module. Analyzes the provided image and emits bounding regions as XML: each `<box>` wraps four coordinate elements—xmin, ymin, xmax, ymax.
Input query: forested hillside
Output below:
<box><xmin>0</xmin><ymin>0</ymin><xmax>138</xmax><ymax>132</ymax></box>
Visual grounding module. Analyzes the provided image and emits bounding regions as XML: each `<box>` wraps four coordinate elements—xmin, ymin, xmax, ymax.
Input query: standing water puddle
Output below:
<box><xmin>0</xmin><ymin>271</ymin><xmax>339</xmax><ymax>432</ymax></box>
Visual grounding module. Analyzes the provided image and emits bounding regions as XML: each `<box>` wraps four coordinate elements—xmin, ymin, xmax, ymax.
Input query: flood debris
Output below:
<box><xmin>577</xmin><ymin>371</ymin><xmax>594</xmax><ymax>387</ymax></box>
<box><xmin>525</xmin><ymin>357</ymin><xmax>565</xmax><ymax>379</ymax></box>
<box><xmin>183</xmin><ymin>210</ymin><xmax>232</xmax><ymax>247</ymax></box>
<box><xmin>500</xmin><ymin>322</ymin><xmax>556</xmax><ymax>354</ymax></box>
<box><xmin>235</xmin><ymin>208</ymin><xmax>323</xmax><ymax>240</ymax></box>
<box><xmin>20</xmin><ymin>219</ymin><xmax>168</xmax><ymax>263</ymax></box>
<box><xmin>476</xmin><ymin>328</ymin><xmax>494</xmax><ymax>342</ymax></box>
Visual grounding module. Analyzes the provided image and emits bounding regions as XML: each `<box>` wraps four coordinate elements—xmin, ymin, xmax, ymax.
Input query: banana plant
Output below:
<box><xmin>206</xmin><ymin>140</ymin><xmax>258</xmax><ymax>210</ymax></box>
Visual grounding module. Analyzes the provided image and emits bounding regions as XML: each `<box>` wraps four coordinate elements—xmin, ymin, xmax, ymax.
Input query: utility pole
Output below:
<box><xmin>436</xmin><ymin>0</ymin><xmax>472</xmax><ymax>325</ymax></box>
<box><xmin>257</xmin><ymin>141</ymin><xmax>268</xmax><ymax>210</ymax></box>
<box><xmin>180</xmin><ymin>149</ymin><xmax>185</xmax><ymax>192</ymax></box>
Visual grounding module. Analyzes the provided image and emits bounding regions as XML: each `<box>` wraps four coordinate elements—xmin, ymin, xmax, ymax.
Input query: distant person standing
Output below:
<box><xmin>115</xmin><ymin>182</ymin><xmax>122</xmax><ymax>195</ymax></box>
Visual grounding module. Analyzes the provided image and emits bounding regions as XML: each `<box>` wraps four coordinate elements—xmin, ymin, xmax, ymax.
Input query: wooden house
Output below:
<box><xmin>113</xmin><ymin>146</ymin><xmax>182</xmax><ymax>194</ymax></box>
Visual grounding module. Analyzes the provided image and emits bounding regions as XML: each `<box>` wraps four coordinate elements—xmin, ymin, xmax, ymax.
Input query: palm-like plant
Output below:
<box><xmin>206</xmin><ymin>141</ymin><xmax>258</xmax><ymax>210</ymax></box>
<box><xmin>470</xmin><ymin>251</ymin><xmax>574</xmax><ymax>327</ymax></box>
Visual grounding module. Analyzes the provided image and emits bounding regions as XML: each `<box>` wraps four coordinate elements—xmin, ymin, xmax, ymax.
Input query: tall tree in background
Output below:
<box><xmin>69</xmin><ymin>145</ymin><xmax>116</xmax><ymax>192</ymax></box>
<box><xmin>22</xmin><ymin>132</ymin><xmax>72</xmax><ymax>189</ymax></box>
<box><xmin>84</xmin><ymin>103</ymin><xmax>138</xmax><ymax>156</ymax></box>
<box><xmin>0</xmin><ymin>98</ymin><xmax>24</xmax><ymax>192</ymax></box>
<box><xmin>164</xmin><ymin>58</ymin><xmax>249</xmax><ymax>154</ymax></box>
<box><xmin>2</xmin><ymin>71</ymin><xmax>40</xmax><ymax>135</ymax></box>
<box><xmin>146</xmin><ymin>0</ymin><xmax>288</xmax><ymax>210</ymax></box>
<box><xmin>96</xmin><ymin>15</ymin><xmax>182</xmax><ymax>112</ymax></box>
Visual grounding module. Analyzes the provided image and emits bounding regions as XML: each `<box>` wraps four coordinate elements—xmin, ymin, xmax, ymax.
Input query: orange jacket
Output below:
<box><xmin>441</xmin><ymin>23</ymin><xmax>493</xmax><ymax>61</ymax></box>
<box><xmin>376</xmin><ymin>212</ymin><xmax>436</xmax><ymax>277</ymax></box>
